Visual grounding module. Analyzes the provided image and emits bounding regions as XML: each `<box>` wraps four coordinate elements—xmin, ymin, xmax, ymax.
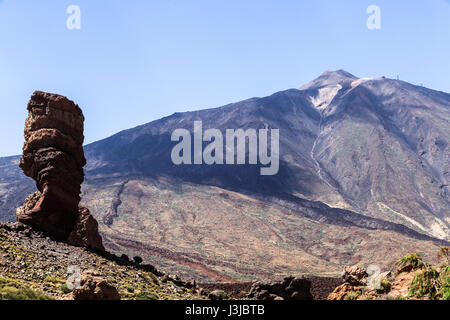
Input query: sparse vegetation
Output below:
<box><xmin>0</xmin><ymin>286</ymin><xmax>54</xmax><ymax>300</ymax></box>
<box><xmin>376</xmin><ymin>278</ymin><xmax>391</xmax><ymax>294</ymax></box>
<box><xmin>397</xmin><ymin>250</ymin><xmax>450</xmax><ymax>300</ymax></box>
<box><xmin>406</xmin><ymin>250</ymin><xmax>449</xmax><ymax>300</ymax></box>
<box><xmin>148</xmin><ymin>272</ymin><xmax>159</xmax><ymax>285</ymax></box>
<box><xmin>44</xmin><ymin>275</ymin><xmax>66</xmax><ymax>287</ymax></box>
<box><xmin>343</xmin><ymin>289</ymin><xmax>362</xmax><ymax>300</ymax></box>
<box><xmin>439</xmin><ymin>266</ymin><xmax>450</xmax><ymax>300</ymax></box>
<box><xmin>60</xmin><ymin>283</ymin><xmax>72</xmax><ymax>294</ymax></box>
<box><xmin>135</xmin><ymin>291</ymin><xmax>159</xmax><ymax>300</ymax></box>
<box><xmin>395</xmin><ymin>253</ymin><xmax>427</xmax><ymax>272</ymax></box>
<box><xmin>331</xmin><ymin>248</ymin><xmax>450</xmax><ymax>301</ymax></box>
<box><xmin>0</xmin><ymin>276</ymin><xmax>53</xmax><ymax>300</ymax></box>
<box><xmin>408</xmin><ymin>267</ymin><xmax>440</xmax><ymax>299</ymax></box>
<box><xmin>0</xmin><ymin>223</ymin><xmax>206</xmax><ymax>300</ymax></box>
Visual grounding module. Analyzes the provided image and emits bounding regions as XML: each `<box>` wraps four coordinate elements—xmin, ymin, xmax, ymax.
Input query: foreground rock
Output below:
<box><xmin>72</xmin><ymin>270</ymin><xmax>120</xmax><ymax>300</ymax></box>
<box><xmin>342</xmin><ymin>265</ymin><xmax>368</xmax><ymax>286</ymax></box>
<box><xmin>16</xmin><ymin>91</ymin><xmax>104</xmax><ymax>251</ymax></box>
<box><xmin>328</xmin><ymin>265</ymin><xmax>370</xmax><ymax>300</ymax></box>
<box><xmin>247</xmin><ymin>276</ymin><xmax>313</xmax><ymax>300</ymax></box>
<box><xmin>67</xmin><ymin>207</ymin><xmax>104</xmax><ymax>252</ymax></box>
<box><xmin>208</xmin><ymin>290</ymin><xmax>228</xmax><ymax>300</ymax></box>
<box><xmin>328</xmin><ymin>253</ymin><xmax>450</xmax><ymax>300</ymax></box>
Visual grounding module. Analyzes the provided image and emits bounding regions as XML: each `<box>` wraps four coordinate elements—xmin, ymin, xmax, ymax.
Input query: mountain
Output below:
<box><xmin>0</xmin><ymin>70</ymin><xmax>449</xmax><ymax>281</ymax></box>
<box><xmin>0</xmin><ymin>156</ymin><xmax>35</xmax><ymax>222</ymax></box>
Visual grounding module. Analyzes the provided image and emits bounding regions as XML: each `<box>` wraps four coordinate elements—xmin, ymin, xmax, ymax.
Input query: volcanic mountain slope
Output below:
<box><xmin>0</xmin><ymin>156</ymin><xmax>34</xmax><ymax>222</ymax></box>
<box><xmin>0</xmin><ymin>70</ymin><xmax>449</xmax><ymax>281</ymax></box>
<box><xmin>83</xmin><ymin>70</ymin><xmax>450</xmax><ymax>239</ymax></box>
<box><xmin>303</xmin><ymin>71</ymin><xmax>450</xmax><ymax>239</ymax></box>
<box><xmin>81</xmin><ymin>176</ymin><xmax>444</xmax><ymax>282</ymax></box>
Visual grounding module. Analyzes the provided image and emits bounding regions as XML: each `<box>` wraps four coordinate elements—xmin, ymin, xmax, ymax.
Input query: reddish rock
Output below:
<box><xmin>68</xmin><ymin>207</ymin><xmax>105</xmax><ymax>251</ymax></box>
<box><xmin>327</xmin><ymin>265</ymin><xmax>369</xmax><ymax>300</ymax></box>
<box><xmin>72</xmin><ymin>270</ymin><xmax>120</xmax><ymax>300</ymax></box>
<box><xmin>327</xmin><ymin>283</ymin><xmax>361</xmax><ymax>300</ymax></box>
<box><xmin>342</xmin><ymin>265</ymin><xmax>368</xmax><ymax>286</ymax></box>
<box><xmin>17</xmin><ymin>91</ymin><xmax>103</xmax><ymax>250</ymax></box>
<box><xmin>387</xmin><ymin>270</ymin><xmax>419</xmax><ymax>299</ymax></box>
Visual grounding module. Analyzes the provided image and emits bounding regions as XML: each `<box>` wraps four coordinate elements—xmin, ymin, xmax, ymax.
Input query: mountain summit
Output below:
<box><xmin>0</xmin><ymin>71</ymin><xmax>448</xmax><ymax>281</ymax></box>
<box><xmin>300</xmin><ymin>69</ymin><xmax>359</xmax><ymax>90</ymax></box>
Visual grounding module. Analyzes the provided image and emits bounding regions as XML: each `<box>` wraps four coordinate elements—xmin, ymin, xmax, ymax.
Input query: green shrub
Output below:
<box><xmin>60</xmin><ymin>283</ymin><xmax>73</xmax><ymax>294</ymax></box>
<box><xmin>344</xmin><ymin>290</ymin><xmax>362</xmax><ymax>300</ymax></box>
<box><xmin>44</xmin><ymin>276</ymin><xmax>65</xmax><ymax>285</ymax></box>
<box><xmin>395</xmin><ymin>253</ymin><xmax>427</xmax><ymax>272</ymax></box>
<box><xmin>0</xmin><ymin>286</ymin><xmax>54</xmax><ymax>300</ymax></box>
<box><xmin>135</xmin><ymin>291</ymin><xmax>159</xmax><ymax>300</ymax></box>
<box><xmin>148</xmin><ymin>272</ymin><xmax>159</xmax><ymax>285</ymax></box>
<box><xmin>441</xmin><ymin>283</ymin><xmax>450</xmax><ymax>300</ymax></box>
<box><xmin>439</xmin><ymin>266</ymin><xmax>450</xmax><ymax>300</ymax></box>
<box><xmin>408</xmin><ymin>268</ymin><xmax>440</xmax><ymax>299</ymax></box>
<box><xmin>376</xmin><ymin>278</ymin><xmax>391</xmax><ymax>294</ymax></box>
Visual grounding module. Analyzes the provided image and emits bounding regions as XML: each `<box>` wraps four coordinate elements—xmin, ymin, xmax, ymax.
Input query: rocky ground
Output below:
<box><xmin>0</xmin><ymin>220</ymin><xmax>345</xmax><ymax>301</ymax></box>
<box><xmin>328</xmin><ymin>253</ymin><xmax>450</xmax><ymax>300</ymax></box>
<box><xmin>0</xmin><ymin>222</ymin><xmax>205</xmax><ymax>300</ymax></box>
<box><xmin>1</xmin><ymin>220</ymin><xmax>448</xmax><ymax>300</ymax></box>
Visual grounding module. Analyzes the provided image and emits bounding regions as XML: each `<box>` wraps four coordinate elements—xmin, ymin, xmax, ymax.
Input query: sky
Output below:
<box><xmin>0</xmin><ymin>0</ymin><xmax>449</xmax><ymax>156</ymax></box>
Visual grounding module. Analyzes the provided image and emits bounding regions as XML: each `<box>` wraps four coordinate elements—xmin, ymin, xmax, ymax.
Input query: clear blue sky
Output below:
<box><xmin>1</xmin><ymin>0</ymin><xmax>449</xmax><ymax>156</ymax></box>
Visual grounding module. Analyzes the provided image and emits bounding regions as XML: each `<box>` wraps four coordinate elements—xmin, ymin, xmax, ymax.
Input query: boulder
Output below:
<box><xmin>72</xmin><ymin>270</ymin><xmax>120</xmax><ymax>300</ymax></box>
<box><xmin>327</xmin><ymin>282</ymin><xmax>361</xmax><ymax>300</ymax></box>
<box><xmin>342</xmin><ymin>265</ymin><xmax>368</xmax><ymax>286</ymax></box>
<box><xmin>327</xmin><ymin>265</ymin><xmax>370</xmax><ymax>300</ymax></box>
<box><xmin>67</xmin><ymin>207</ymin><xmax>104</xmax><ymax>251</ymax></box>
<box><xmin>247</xmin><ymin>276</ymin><xmax>312</xmax><ymax>300</ymax></box>
<box><xmin>133</xmin><ymin>256</ymin><xmax>143</xmax><ymax>264</ymax></box>
<box><xmin>208</xmin><ymin>290</ymin><xmax>227</xmax><ymax>300</ymax></box>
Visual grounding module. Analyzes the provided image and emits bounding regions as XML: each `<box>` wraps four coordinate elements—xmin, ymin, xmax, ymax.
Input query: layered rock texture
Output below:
<box><xmin>16</xmin><ymin>91</ymin><xmax>104</xmax><ymax>251</ymax></box>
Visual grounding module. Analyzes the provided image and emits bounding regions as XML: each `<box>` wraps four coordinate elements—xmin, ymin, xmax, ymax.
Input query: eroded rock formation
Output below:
<box><xmin>68</xmin><ymin>207</ymin><xmax>105</xmax><ymax>252</ymax></box>
<box><xmin>16</xmin><ymin>91</ymin><xmax>104</xmax><ymax>251</ymax></box>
